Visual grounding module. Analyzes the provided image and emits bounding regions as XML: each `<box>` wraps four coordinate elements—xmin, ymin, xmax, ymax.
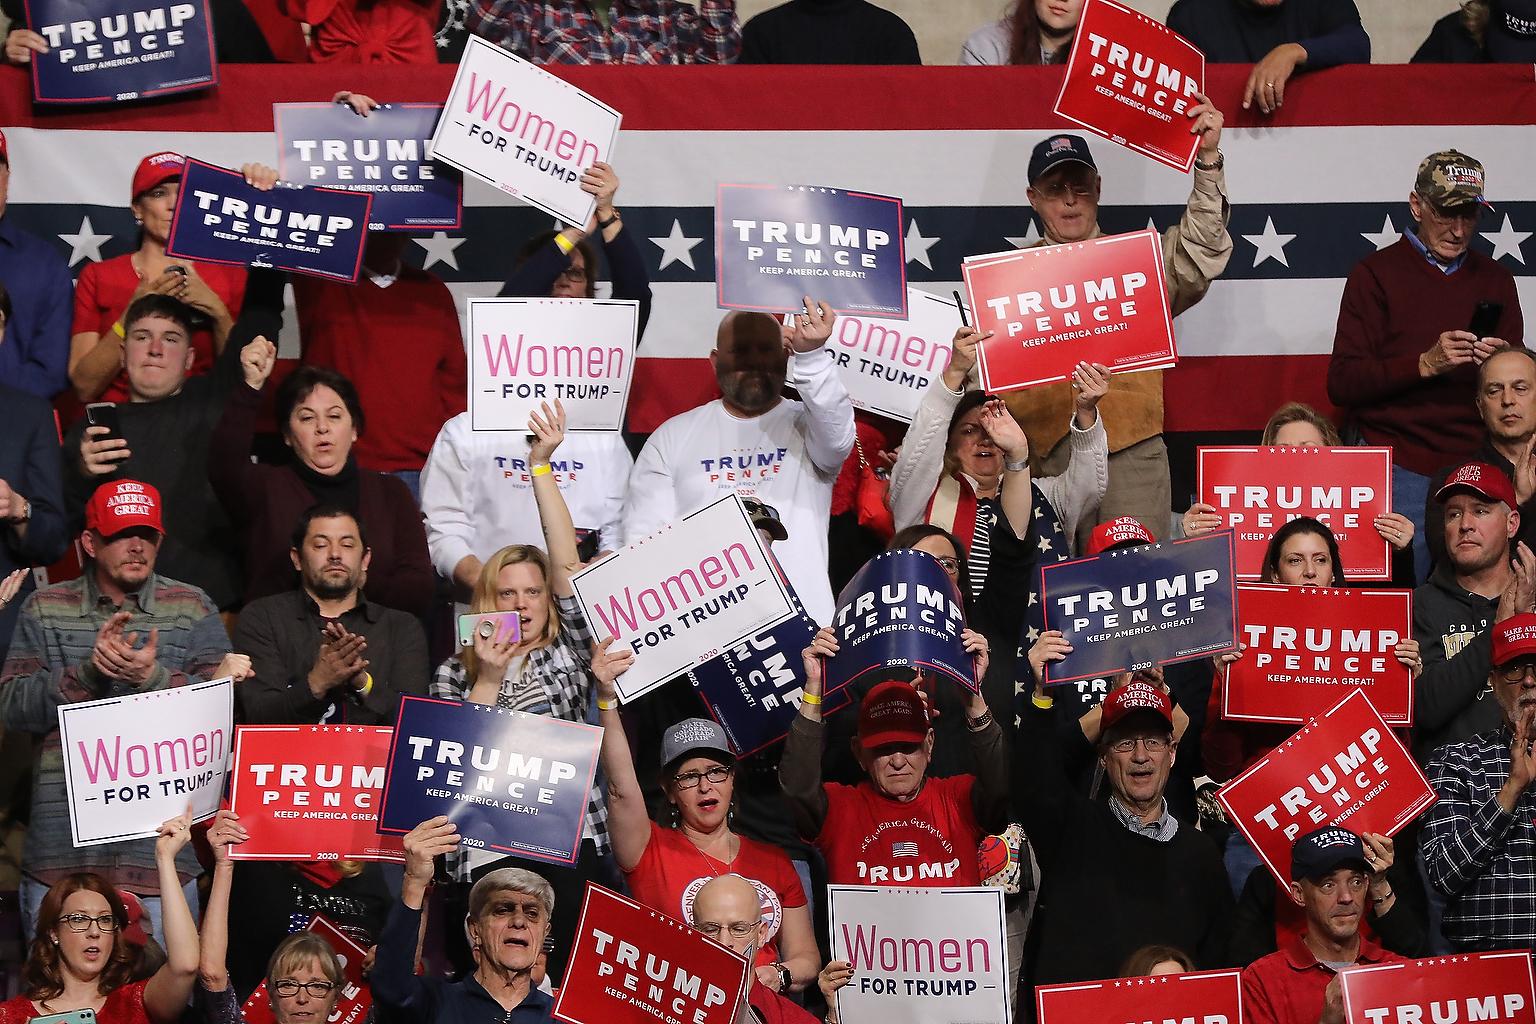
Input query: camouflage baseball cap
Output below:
<box><xmin>1415</xmin><ymin>150</ymin><xmax>1492</xmax><ymax>210</ymax></box>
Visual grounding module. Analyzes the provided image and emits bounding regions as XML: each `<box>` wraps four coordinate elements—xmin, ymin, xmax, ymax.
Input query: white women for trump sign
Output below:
<box><xmin>59</xmin><ymin>676</ymin><xmax>234</xmax><ymax>845</ymax></box>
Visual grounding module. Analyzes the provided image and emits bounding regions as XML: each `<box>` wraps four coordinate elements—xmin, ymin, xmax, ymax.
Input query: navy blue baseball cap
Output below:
<box><xmin>1028</xmin><ymin>134</ymin><xmax>1098</xmax><ymax>186</ymax></box>
<box><xmin>1290</xmin><ymin>827</ymin><xmax>1369</xmax><ymax>881</ymax></box>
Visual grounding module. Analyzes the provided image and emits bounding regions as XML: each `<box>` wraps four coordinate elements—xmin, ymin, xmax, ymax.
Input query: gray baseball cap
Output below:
<box><xmin>660</xmin><ymin>717</ymin><xmax>736</xmax><ymax>770</ymax></box>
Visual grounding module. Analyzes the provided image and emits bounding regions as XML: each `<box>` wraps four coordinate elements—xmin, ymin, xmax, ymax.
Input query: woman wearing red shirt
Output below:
<box><xmin>590</xmin><ymin>642</ymin><xmax>820</xmax><ymax>998</ymax></box>
<box><xmin>67</xmin><ymin>152</ymin><xmax>245</xmax><ymax>403</ymax></box>
<box><xmin>0</xmin><ymin>813</ymin><xmax>199</xmax><ymax>1024</ymax></box>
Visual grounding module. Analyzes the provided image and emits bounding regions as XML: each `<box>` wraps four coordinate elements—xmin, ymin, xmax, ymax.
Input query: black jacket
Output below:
<box><xmin>1016</xmin><ymin>696</ymin><xmax>1233</xmax><ymax>986</ymax></box>
<box><xmin>1411</xmin><ymin>561</ymin><xmax>1502</xmax><ymax>764</ymax></box>
<box><xmin>233</xmin><ymin>590</ymin><xmax>430</xmax><ymax>725</ymax></box>
<box><xmin>0</xmin><ymin>384</ymin><xmax>69</xmax><ymax>662</ymax></box>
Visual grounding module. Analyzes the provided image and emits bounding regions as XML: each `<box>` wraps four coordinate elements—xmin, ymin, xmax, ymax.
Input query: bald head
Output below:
<box><xmin>716</xmin><ymin>310</ymin><xmax>782</xmax><ymax>351</ymax></box>
<box><xmin>691</xmin><ymin>874</ymin><xmax>764</xmax><ymax>961</ymax></box>
<box><xmin>711</xmin><ymin>312</ymin><xmax>788</xmax><ymax>417</ymax></box>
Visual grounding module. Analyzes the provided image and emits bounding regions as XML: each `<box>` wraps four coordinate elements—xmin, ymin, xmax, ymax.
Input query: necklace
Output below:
<box><xmin>681</xmin><ymin>825</ymin><xmax>739</xmax><ymax>876</ymax></box>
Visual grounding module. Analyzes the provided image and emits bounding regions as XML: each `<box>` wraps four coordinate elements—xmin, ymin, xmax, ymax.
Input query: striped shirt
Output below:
<box><xmin>0</xmin><ymin>571</ymin><xmax>228</xmax><ymax>892</ymax></box>
<box><xmin>430</xmin><ymin>593</ymin><xmax>610</xmax><ymax>881</ymax></box>
<box><xmin>1421</xmin><ymin>724</ymin><xmax>1536</xmax><ymax>949</ymax></box>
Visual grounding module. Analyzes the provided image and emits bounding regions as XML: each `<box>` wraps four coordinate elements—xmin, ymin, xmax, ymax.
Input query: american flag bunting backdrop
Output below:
<box><xmin>1</xmin><ymin>63</ymin><xmax>1533</xmax><ymax>437</ymax></box>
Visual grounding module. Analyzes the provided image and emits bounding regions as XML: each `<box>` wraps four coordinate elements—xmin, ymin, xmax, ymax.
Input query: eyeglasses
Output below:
<box><xmin>1416</xmin><ymin>195</ymin><xmax>1481</xmax><ymax>226</ymax></box>
<box><xmin>673</xmin><ymin>765</ymin><xmax>733</xmax><ymax>790</ymax></box>
<box><xmin>274</xmin><ymin>980</ymin><xmax>337</xmax><ymax>999</ymax></box>
<box><xmin>1035</xmin><ymin>182</ymin><xmax>1094</xmax><ymax>201</ymax></box>
<box><xmin>1498</xmin><ymin>659</ymin><xmax>1536</xmax><ymax>682</ymax></box>
<box><xmin>933</xmin><ymin>556</ymin><xmax>960</xmax><ymax>576</ymax></box>
<box><xmin>694</xmin><ymin>921</ymin><xmax>758</xmax><ymax>939</ymax></box>
<box><xmin>1108</xmin><ymin>736</ymin><xmax>1170</xmax><ymax>754</ymax></box>
<box><xmin>58</xmin><ymin>913</ymin><xmax>117</xmax><ymax>932</ymax></box>
<box><xmin>557</xmin><ymin>265</ymin><xmax>588</xmax><ymax>282</ymax></box>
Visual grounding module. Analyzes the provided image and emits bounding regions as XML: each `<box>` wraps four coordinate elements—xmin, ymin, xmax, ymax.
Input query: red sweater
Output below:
<box><xmin>295</xmin><ymin>267</ymin><xmax>467</xmax><ymax>473</ymax></box>
<box><xmin>1327</xmin><ymin>236</ymin><xmax>1523</xmax><ymax>475</ymax></box>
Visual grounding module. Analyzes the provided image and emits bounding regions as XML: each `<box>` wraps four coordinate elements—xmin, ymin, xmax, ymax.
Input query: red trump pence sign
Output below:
<box><xmin>1225</xmin><ymin>585</ymin><xmax>1414</xmax><ymax>727</ymax></box>
<box><xmin>962</xmin><ymin>229</ymin><xmax>1174</xmax><ymax>394</ymax></box>
<box><xmin>1341</xmin><ymin>952</ymin><xmax>1536</xmax><ymax>1024</ymax></box>
<box><xmin>1197</xmin><ymin>447</ymin><xmax>1394</xmax><ymax>580</ymax></box>
<box><xmin>556</xmin><ymin>884</ymin><xmax>750</xmax><ymax>1024</ymax></box>
<box><xmin>1217</xmin><ymin>689</ymin><xmax>1435</xmax><ymax>888</ymax></box>
<box><xmin>1036</xmin><ymin>969</ymin><xmax>1243</xmax><ymax>1024</ymax></box>
<box><xmin>1052</xmin><ymin>0</ymin><xmax>1206</xmax><ymax>172</ymax></box>
<box><xmin>227</xmin><ymin>725</ymin><xmax>404</xmax><ymax>862</ymax></box>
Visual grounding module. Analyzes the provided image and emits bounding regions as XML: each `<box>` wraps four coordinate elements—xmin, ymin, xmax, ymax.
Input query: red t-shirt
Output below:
<box><xmin>816</xmin><ymin>776</ymin><xmax>982</xmax><ymax>886</ymax></box>
<box><xmin>0</xmin><ymin>980</ymin><xmax>151</xmax><ymax>1024</ymax></box>
<box><xmin>72</xmin><ymin>254</ymin><xmax>247</xmax><ymax>403</ymax></box>
<box><xmin>625</xmin><ymin>821</ymin><xmax>807</xmax><ymax>968</ymax></box>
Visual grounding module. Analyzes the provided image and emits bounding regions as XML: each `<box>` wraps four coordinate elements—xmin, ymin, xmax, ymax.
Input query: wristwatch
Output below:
<box><xmin>773</xmin><ymin>963</ymin><xmax>791</xmax><ymax>991</ymax></box>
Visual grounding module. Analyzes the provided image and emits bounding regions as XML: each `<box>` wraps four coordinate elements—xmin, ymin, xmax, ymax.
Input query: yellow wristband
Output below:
<box><xmin>112</xmin><ymin>321</ymin><xmax>126</xmax><ymax>338</ymax></box>
<box><xmin>554</xmin><ymin>234</ymin><xmax>576</xmax><ymax>255</ymax></box>
<box><xmin>531</xmin><ymin>462</ymin><xmax>553</xmax><ymax>477</ymax></box>
<box><xmin>359</xmin><ymin>672</ymin><xmax>374</xmax><ymax>697</ymax></box>
<box><xmin>801</xmin><ymin>691</ymin><xmax>823</xmax><ymax>706</ymax></box>
<box><xmin>597</xmin><ymin>698</ymin><xmax>618</xmax><ymax>711</ymax></box>
<box><xmin>1031</xmin><ymin>692</ymin><xmax>1054</xmax><ymax>709</ymax></box>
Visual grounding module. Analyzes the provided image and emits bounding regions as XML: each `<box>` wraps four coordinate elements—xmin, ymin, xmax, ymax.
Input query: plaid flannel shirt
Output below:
<box><xmin>0</xmin><ymin>572</ymin><xmax>228</xmax><ymax>891</ymax></box>
<box><xmin>469</xmin><ymin>0</ymin><xmax>740</xmax><ymax>64</ymax></box>
<box><xmin>1421</xmin><ymin>724</ymin><xmax>1536</xmax><ymax>949</ymax></box>
<box><xmin>431</xmin><ymin>593</ymin><xmax>610</xmax><ymax>881</ymax></box>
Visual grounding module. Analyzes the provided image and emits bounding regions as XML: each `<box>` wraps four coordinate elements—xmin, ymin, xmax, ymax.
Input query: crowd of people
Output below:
<box><xmin>0</xmin><ymin>3</ymin><xmax>1529</xmax><ymax>1024</ymax></box>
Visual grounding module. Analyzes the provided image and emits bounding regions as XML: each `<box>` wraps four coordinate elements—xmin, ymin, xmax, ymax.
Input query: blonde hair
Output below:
<box><xmin>459</xmin><ymin>545</ymin><xmax>561</xmax><ymax>679</ymax></box>
<box><xmin>1261</xmin><ymin>403</ymin><xmax>1340</xmax><ymax>446</ymax></box>
<box><xmin>265</xmin><ymin>932</ymin><xmax>345</xmax><ymax>997</ymax></box>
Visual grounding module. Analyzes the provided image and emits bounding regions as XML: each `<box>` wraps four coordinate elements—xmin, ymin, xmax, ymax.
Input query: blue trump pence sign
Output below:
<box><xmin>378</xmin><ymin>696</ymin><xmax>601</xmax><ymax>865</ymax></box>
<box><xmin>25</xmin><ymin>0</ymin><xmax>215</xmax><ymax>104</ymax></box>
<box><xmin>826</xmin><ymin>548</ymin><xmax>976</xmax><ymax>694</ymax></box>
<box><xmin>1040</xmin><ymin>531</ymin><xmax>1238</xmax><ymax>685</ymax></box>
<box><xmin>166</xmin><ymin>159</ymin><xmax>372</xmax><ymax>283</ymax></box>
<box><xmin>276</xmin><ymin>102</ymin><xmax>463</xmax><ymax>232</ymax></box>
<box><xmin>688</xmin><ymin>588</ymin><xmax>852</xmax><ymax>756</ymax></box>
<box><xmin>716</xmin><ymin>184</ymin><xmax>907</xmax><ymax>318</ymax></box>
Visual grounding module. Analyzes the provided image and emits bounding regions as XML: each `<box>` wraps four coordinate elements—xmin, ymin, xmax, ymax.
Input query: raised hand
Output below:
<box><xmin>528</xmin><ymin>400</ymin><xmax>567</xmax><ymax>463</ymax></box>
<box><xmin>786</xmin><ymin>297</ymin><xmax>835</xmax><ymax>353</ymax></box>
<box><xmin>590</xmin><ymin>636</ymin><xmax>635</xmax><ymax>700</ymax></box>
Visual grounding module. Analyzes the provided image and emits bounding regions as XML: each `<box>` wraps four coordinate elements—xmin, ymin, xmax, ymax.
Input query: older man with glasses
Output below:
<box><xmin>996</xmin><ymin>105</ymin><xmax>1231</xmax><ymax>550</ymax></box>
<box><xmin>688</xmin><ymin>874</ymin><xmax>818</xmax><ymax>1024</ymax></box>
<box><xmin>1329</xmin><ymin>150</ymin><xmax>1525</xmax><ymax>581</ymax></box>
<box><xmin>1015</xmin><ymin>677</ymin><xmax>1234</xmax><ymax>984</ymax></box>
<box><xmin>1422</xmin><ymin>613</ymin><xmax>1536</xmax><ymax>951</ymax></box>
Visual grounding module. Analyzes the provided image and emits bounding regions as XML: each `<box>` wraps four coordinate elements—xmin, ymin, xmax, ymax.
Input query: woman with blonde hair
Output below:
<box><xmin>428</xmin><ymin>399</ymin><xmax>613</xmax><ymax>983</ymax></box>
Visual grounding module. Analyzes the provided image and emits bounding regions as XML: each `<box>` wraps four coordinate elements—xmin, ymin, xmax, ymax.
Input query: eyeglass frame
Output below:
<box><xmin>1497</xmin><ymin>658</ymin><xmax>1536</xmax><ymax>682</ymax></box>
<box><xmin>57</xmin><ymin>912</ymin><xmax>118</xmax><ymax>933</ymax></box>
<box><xmin>671</xmin><ymin>764</ymin><xmax>734</xmax><ymax>790</ymax></box>
<box><xmin>1106</xmin><ymin>735</ymin><xmax>1172</xmax><ymax>755</ymax></box>
<box><xmin>1033</xmin><ymin>181</ymin><xmax>1096</xmax><ymax>201</ymax></box>
<box><xmin>273</xmin><ymin>980</ymin><xmax>339</xmax><ymax>999</ymax></box>
<box><xmin>694</xmin><ymin>920</ymin><xmax>759</xmax><ymax>939</ymax></box>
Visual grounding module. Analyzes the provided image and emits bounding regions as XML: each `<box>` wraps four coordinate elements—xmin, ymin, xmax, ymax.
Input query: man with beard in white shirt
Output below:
<box><xmin>623</xmin><ymin>297</ymin><xmax>854</xmax><ymax>624</ymax></box>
